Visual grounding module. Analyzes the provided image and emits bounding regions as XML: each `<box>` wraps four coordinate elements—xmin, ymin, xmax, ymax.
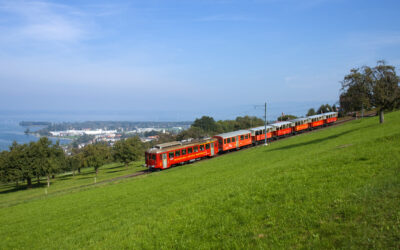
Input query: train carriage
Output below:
<box><xmin>308</xmin><ymin>114</ymin><xmax>326</xmax><ymax>128</ymax></box>
<box><xmin>145</xmin><ymin>138</ymin><xmax>218</xmax><ymax>170</ymax></box>
<box><xmin>291</xmin><ymin>117</ymin><xmax>311</xmax><ymax>133</ymax></box>
<box><xmin>270</xmin><ymin>121</ymin><xmax>295</xmax><ymax>137</ymax></box>
<box><xmin>323</xmin><ymin>112</ymin><xmax>338</xmax><ymax>125</ymax></box>
<box><xmin>249</xmin><ymin>125</ymin><xmax>276</xmax><ymax>144</ymax></box>
<box><xmin>213</xmin><ymin>130</ymin><xmax>252</xmax><ymax>152</ymax></box>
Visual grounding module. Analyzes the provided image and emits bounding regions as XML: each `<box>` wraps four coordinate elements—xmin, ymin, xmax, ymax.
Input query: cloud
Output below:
<box><xmin>0</xmin><ymin>0</ymin><xmax>87</xmax><ymax>42</ymax></box>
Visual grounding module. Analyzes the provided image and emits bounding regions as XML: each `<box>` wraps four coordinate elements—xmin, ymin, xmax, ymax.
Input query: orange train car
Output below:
<box><xmin>270</xmin><ymin>121</ymin><xmax>294</xmax><ymax>137</ymax></box>
<box><xmin>324</xmin><ymin>112</ymin><xmax>338</xmax><ymax>125</ymax></box>
<box><xmin>145</xmin><ymin>138</ymin><xmax>218</xmax><ymax>170</ymax></box>
<box><xmin>213</xmin><ymin>130</ymin><xmax>252</xmax><ymax>152</ymax></box>
<box><xmin>291</xmin><ymin>117</ymin><xmax>311</xmax><ymax>133</ymax></box>
<box><xmin>308</xmin><ymin>114</ymin><xmax>326</xmax><ymax>128</ymax></box>
<box><xmin>249</xmin><ymin>125</ymin><xmax>276</xmax><ymax>144</ymax></box>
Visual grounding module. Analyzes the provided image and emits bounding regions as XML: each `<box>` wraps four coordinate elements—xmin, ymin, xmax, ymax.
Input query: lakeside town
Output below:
<box><xmin>20</xmin><ymin>121</ymin><xmax>191</xmax><ymax>151</ymax></box>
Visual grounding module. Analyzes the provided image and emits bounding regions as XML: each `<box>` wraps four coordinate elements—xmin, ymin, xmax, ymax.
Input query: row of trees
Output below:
<box><xmin>0</xmin><ymin>136</ymin><xmax>145</xmax><ymax>188</ymax></box>
<box><xmin>340</xmin><ymin>61</ymin><xmax>400</xmax><ymax>123</ymax></box>
<box><xmin>176</xmin><ymin>115</ymin><xmax>264</xmax><ymax>140</ymax></box>
<box><xmin>306</xmin><ymin>104</ymin><xmax>338</xmax><ymax>117</ymax></box>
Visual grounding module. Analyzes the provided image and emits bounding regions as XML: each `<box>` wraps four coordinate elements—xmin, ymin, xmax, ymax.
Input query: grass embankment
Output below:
<box><xmin>0</xmin><ymin>162</ymin><xmax>146</xmax><ymax>208</ymax></box>
<box><xmin>1</xmin><ymin>112</ymin><xmax>399</xmax><ymax>249</ymax></box>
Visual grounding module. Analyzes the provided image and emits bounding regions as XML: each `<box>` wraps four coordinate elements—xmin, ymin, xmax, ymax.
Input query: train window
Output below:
<box><xmin>194</xmin><ymin>146</ymin><xmax>198</xmax><ymax>152</ymax></box>
<box><xmin>152</xmin><ymin>154</ymin><xmax>156</xmax><ymax>160</ymax></box>
<box><xmin>175</xmin><ymin>150</ymin><xmax>180</xmax><ymax>157</ymax></box>
<box><xmin>224</xmin><ymin>139</ymin><xmax>227</xmax><ymax>144</ymax></box>
<box><xmin>232</xmin><ymin>137</ymin><xmax>236</xmax><ymax>142</ymax></box>
<box><xmin>182</xmin><ymin>149</ymin><xmax>186</xmax><ymax>155</ymax></box>
<box><xmin>188</xmin><ymin>147</ymin><xmax>192</xmax><ymax>154</ymax></box>
<box><xmin>169</xmin><ymin>152</ymin><xmax>174</xmax><ymax>159</ymax></box>
<box><xmin>240</xmin><ymin>135</ymin><xmax>244</xmax><ymax>140</ymax></box>
<box><xmin>245</xmin><ymin>135</ymin><xmax>248</xmax><ymax>139</ymax></box>
<box><xmin>227</xmin><ymin>138</ymin><xmax>231</xmax><ymax>143</ymax></box>
<box><xmin>206</xmin><ymin>144</ymin><xmax>210</xmax><ymax>150</ymax></box>
<box><xmin>200</xmin><ymin>145</ymin><xmax>204</xmax><ymax>151</ymax></box>
<box><xmin>160</xmin><ymin>155</ymin><xmax>163</xmax><ymax>160</ymax></box>
<box><xmin>218</xmin><ymin>139</ymin><xmax>222</xmax><ymax>145</ymax></box>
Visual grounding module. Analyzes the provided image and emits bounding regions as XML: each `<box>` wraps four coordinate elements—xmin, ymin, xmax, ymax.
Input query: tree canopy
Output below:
<box><xmin>340</xmin><ymin>61</ymin><xmax>400</xmax><ymax>123</ymax></box>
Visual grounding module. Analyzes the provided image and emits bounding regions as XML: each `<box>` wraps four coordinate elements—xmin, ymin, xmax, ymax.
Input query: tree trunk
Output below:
<box><xmin>72</xmin><ymin>170</ymin><xmax>75</xmax><ymax>176</ymax></box>
<box><xmin>78</xmin><ymin>168</ymin><xmax>81</xmax><ymax>174</ymax></box>
<box><xmin>27</xmin><ymin>177</ymin><xmax>32</xmax><ymax>189</ymax></box>
<box><xmin>47</xmin><ymin>175</ymin><xmax>50</xmax><ymax>187</ymax></box>
<box><xmin>379</xmin><ymin>109</ymin><xmax>384</xmax><ymax>123</ymax></box>
<box><xmin>37</xmin><ymin>176</ymin><xmax>40</xmax><ymax>184</ymax></box>
<box><xmin>52</xmin><ymin>175</ymin><xmax>55</xmax><ymax>179</ymax></box>
<box><xmin>96</xmin><ymin>168</ymin><xmax>98</xmax><ymax>176</ymax></box>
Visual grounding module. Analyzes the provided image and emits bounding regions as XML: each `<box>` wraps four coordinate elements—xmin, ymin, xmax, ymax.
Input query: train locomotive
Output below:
<box><xmin>145</xmin><ymin>112</ymin><xmax>338</xmax><ymax>170</ymax></box>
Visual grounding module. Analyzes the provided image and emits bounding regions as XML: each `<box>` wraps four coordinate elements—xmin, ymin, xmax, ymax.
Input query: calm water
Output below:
<box><xmin>0</xmin><ymin>120</ymin><xmax>71</xmax><ymax>151</ymax></box>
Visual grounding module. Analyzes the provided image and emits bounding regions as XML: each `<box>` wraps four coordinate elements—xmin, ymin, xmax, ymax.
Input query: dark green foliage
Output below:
<box><xmin>307</xmin><ymin>108</ymin><xmax>316</xmax><ymax>116</ymax></box>
<box><xmin>317</xmin><ymin>104</ymin><xmax>333</xmax><ymax>114</ymax></box>
<box><xmin>192</xmin><ymin>116</ymin><xmax>218</xmax><ymax>132</ymax></box>
<box><xmin>340</xmin><ymin>61</ymin><xmax>400</xmax><ymax>122</ymax></box>
<box><xmin>176</xmin><ymin>127</ymin><xmax>207</xmax><ymax>141</ymax></box>
<box><xmin>82</xmin><ymin>143</ymin><xmax>111</xmax><ymax>176</ymax></box>
<box><xmin>113</xmin><ymin>136</ymin><xmax>144</xmax><ymax>166</ymax></box>
<box><xmin>277</xmin><ymin>114</ymin><xmax>297</xmax><ymax>121</ymax></box>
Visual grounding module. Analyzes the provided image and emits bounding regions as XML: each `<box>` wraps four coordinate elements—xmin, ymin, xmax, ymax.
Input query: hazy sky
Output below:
<box><xmin>0</xmin><ymin>0</ymin><xmax>399</xmax><ymax>120</ymax></box>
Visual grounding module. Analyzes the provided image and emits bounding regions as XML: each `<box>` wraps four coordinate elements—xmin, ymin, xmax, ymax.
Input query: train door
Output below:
<box><xmin>210</xmin><ymin>143</ymin><xmax>214</xmax><ymax>156</ymax></box>
<box><xmin>162</xmin><ymin>153</ymin><xmax>167</xmax><ymax>169</ymax></box>
<box><xmin>236</xmin><ymin>136</ymin><xmax>239</xmax><ymax>148</ymax></box>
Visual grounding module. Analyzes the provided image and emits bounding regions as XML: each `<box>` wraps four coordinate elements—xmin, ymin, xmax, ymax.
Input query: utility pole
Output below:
<box><xmin>264</xmin><ymin>102</ymin><xmax>268</xmax><ymax>146</ymax></box>
<box><xmin>362</xmin><ymin>103</ymin><xmax>364</xmax><ymax>119</ymax></box>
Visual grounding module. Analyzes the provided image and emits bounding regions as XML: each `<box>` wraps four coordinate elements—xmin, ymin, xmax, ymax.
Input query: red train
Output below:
<box><xmin>145</xmin><ymin>112</ymin><xmax>338</xmax><ymax>170</ymax></box>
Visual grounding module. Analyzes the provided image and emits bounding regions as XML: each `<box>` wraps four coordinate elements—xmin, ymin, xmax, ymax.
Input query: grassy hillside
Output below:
<box><xmin>1</xmin><ymin>112</ymin><xmax>399</xmax><ymax>249</ymax></box>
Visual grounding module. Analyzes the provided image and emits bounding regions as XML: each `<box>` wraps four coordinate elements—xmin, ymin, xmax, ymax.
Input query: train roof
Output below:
<box><xmin>249</xmin><ymin>125</ymin><xmax>276</xmax><ymax>131</ymax></box>
<box><xmin>146</xmin><ymin>137</ymin><xmax>217</xmax><ymax>154</ymax></box>
<box><xmin>290</xmin><ymin>117</ymin><xmax>310</xmax><ymax>122</ymax></box>
<box><xmin>270</xmin><ymin>121</ymin><xmax>294</xmax><ymax>127</ymax></box>
<box><xmin>322</xmin><ymin>112</ymin><xmax>338</xmax><ymax>116</ymax></box>
<box><xmin>214</xmin><ymin>130</ymin><xmax>251</xmax><ymax>139</ymax></box>
<box><xmin>307</xmin><ymin>114</ymin><xmax>326</xmax><ymax>119</ymax></box>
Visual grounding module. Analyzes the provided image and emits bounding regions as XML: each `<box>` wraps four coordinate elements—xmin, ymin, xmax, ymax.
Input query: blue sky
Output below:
<box><xmin>0</xmin><ymin>0</ymin><xmax>400</xmax><ymax>120</ymax></box>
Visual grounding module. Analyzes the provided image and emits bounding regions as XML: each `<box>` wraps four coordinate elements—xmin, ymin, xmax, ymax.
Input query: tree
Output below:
<box><xmin>317</xmin><ymin>104</ymin><xmax>332</xmax><ymax>114</ymax></box>
<box><xmin>307</xmin><ymin>108</ymin><xmax>316</xmax><ymax>116</ymax></box>
<box><xmin>340</xmin><ymin>61</ymin><xmax>400</xmax><ymax>123</ymax></box>
<box><xmin>371</xmin><ymin>61</ymin><xmax>400</xmax><ymax>123</ymax></box>
<box><xmin>113</xmin><ymin>136</ymin><xmax>144</xmax><ymax>167</ymax></box>
<box><xmin>277</xmin><ymin>114</ymin><xmax>297</xmax><ymax>121</ymax></box>
<box><xmin>176</xmin><ymin>127</ymin><xmax>207</xmax><ymax>140</ymax></box>
<box><xmin>192</xmin><ymin>116</ymin><xmax>218</xmax><ymax>132</ymax></box>
<box><xmin>82</xmin><ymin>143</ymin><xmax>111</xmax><ymax>176</ymax></box>
<box><xmin>8</xmin><ymin>142</ymin><xmax>33</xmax><ymax>188</ymax></box>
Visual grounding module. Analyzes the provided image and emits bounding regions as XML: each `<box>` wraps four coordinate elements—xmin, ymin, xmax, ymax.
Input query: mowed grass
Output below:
<box><xmin>0</xmin><ymin>161</ymin><xmax>146</xmax><ymax>208</ymax></box>
<box><xmin>1</xmin><ymin>112</ymin><xmax>400</xmax><ymax>249</ymax></box>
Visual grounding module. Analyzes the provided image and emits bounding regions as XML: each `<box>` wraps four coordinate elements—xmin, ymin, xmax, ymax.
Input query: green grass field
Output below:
<box><xmin>1</xmin><ymin>112</ymin><xmax>399</xmax><ymax>249</ymax></box>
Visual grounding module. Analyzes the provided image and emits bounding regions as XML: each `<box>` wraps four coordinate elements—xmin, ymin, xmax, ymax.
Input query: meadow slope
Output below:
<box><xmin>1</xmin><ymin>112</ymin><xmax>399</xmax><ymax>249</ymax></box>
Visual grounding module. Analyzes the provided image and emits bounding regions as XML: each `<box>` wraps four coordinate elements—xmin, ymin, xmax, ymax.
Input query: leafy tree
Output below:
<box><xmin>317</xmin><ymin>104</ymin><xmax>333</xmax><ymax>114</ymax></box>
<box><xmin>371</xmin><ymin>61</ymin><xmax>400</xmax><ymax>123</ymax></box>
<box><xmin>176</xmin><ymin>127</ymin><xmax>207</xmax><ymax>140</ymax></box>
<box><xmin>277</xmin><ymin>114</ymin><xmax>297</xmax><ymax>121</ymax></box>
<box><xmin>340</xmin><ymin>61</ymin><xmax>400</xmax><ymax>123</ymax></box>
<box><xmin>113</xmin><ymin>136</ymin><xmax>143</xmax><ymax>167</ymax></box>
<box><xmin>82</xmin><ymin>143</ymin><xmax>111</xmax><ymax>176</ymax></box>
<box><xmin>8</xmin><ymin>142</ymin><xmax>33</xmax><ymax>188</ymax></box>
<box><xmin>192</xmin><ymin>116</ymin><xmax>218</xmax><ymax>132</ymax></box>
<box><xmin>307</xmin><ymin>108</ymin><xmax>316</xmax><ymax>116</ymax></box>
